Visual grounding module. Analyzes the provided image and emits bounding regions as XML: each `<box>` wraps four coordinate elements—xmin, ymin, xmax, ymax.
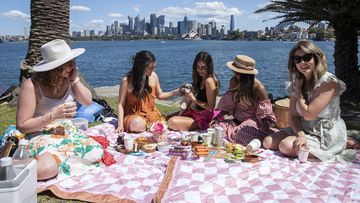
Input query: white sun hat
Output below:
<box><xmin>33</xmin><ymin>39</ymin><xmax>85</xmax><ymax>72</ymax></box>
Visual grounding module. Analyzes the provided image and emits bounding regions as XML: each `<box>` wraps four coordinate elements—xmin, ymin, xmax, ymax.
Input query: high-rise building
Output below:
<box><xmin>134</xmin><ymin>15</ymin><xmax>140</xmax><ymax>33</ymax></box>
<box><xmin>230</xmin><ymin>15</ymin><xmax>235</xmax><ymax>31</ymax></box>
<box><xmin>128</xmin><ymin>16</ymin><xmax>134</xmax><ymax>32</ymax></box>
<box><xmin>157</xmin><ymin>15</ymin><xmax>165</xmax><ymax>35</ymax></box>
<box><xmin>150</xmin><ymin>13</ymin><xmax>157</xmax><ymax>35</ymax></box>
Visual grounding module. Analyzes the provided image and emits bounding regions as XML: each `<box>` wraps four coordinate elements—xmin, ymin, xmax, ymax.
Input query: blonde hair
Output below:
<box><xmin>288</xmin><ymin>40</ymin><xmax>328</xmax><ymax>98</ymax></box>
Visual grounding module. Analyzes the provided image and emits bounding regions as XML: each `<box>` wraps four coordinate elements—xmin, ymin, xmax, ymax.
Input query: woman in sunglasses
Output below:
<box><xmin>167</xmin><ymin>51</ymin><xmax>220</xmax><ymax>131</ymax></box>
<box><xmin>262</xmin><ymin>40</ymin><xmax>347</xmax><ymax>162</ymax></box>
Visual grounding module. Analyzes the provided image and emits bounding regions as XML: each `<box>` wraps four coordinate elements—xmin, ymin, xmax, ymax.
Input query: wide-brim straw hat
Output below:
<box><xmin>33</xmin><ymin>39</ymin><xmax>85</xmax><ymax>72</ymax></box>
<box><xmin>226</xmin><ymin>55</ymin><xmax>258</xmax><ymax>75</ymax></box>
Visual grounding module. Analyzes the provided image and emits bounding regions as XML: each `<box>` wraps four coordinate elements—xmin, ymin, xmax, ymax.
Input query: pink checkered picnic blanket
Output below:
<box><xmin>156</xmin><ymin>150</ymin><xmax>360</xmax><ymax>202</ymax></box>
<box><xmin>37</xmin><ymin>123</ymin><xmax>360</xmax><ymax>202</ymax></box>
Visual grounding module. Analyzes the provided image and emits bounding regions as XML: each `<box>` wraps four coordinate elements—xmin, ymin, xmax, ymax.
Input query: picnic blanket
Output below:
<box><xmin>37</xmin><ymin>123</ymin><xmax>360</xmax><ymax>202</ymax></box>
<box><xmin>155</xmin><ymin>150</ymin><xmax>360</xmax><ymax>202</ymax></box>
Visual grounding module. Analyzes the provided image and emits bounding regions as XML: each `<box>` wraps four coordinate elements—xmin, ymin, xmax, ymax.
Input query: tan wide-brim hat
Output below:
<box><xmin>226</xmin><ymin>55</ymin><xmax>258</xmax><ymax>75</ymax></box>
<box><xmin>33</xmin><ymin>39</ymin><xmax>85</xmax><ymax>72</ymax></box>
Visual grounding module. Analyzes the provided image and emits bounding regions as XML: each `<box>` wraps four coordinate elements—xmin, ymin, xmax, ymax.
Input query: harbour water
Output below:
<box><xmin>1</xmin><ymin>40</ymin><xmax>357</xmax><ymax>98</ymax></box>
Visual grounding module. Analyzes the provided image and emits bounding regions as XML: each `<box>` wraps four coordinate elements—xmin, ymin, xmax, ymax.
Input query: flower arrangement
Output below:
<box><xmin>149</xmin><ymin>121</ymin><xmax>168</xmax><ymax>143</ymax></box>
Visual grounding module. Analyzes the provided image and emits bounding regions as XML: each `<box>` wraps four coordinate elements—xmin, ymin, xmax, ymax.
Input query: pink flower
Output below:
<box><xmin>149</xmin><ymin>121</ymin><xmax>167</xmax><ymax>134</ymax></box>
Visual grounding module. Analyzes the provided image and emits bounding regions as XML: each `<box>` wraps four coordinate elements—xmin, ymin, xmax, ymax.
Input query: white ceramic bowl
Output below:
<box><xmin>157</xmin><ymin>142</ymin><xmax>171</xmax><ymax>152</ymax></box>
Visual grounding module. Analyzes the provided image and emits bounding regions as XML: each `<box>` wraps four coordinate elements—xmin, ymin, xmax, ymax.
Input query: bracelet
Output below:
<box><xmin>72</xmin><ymin>78</ymin><xmax>80</xmax><ymax>86</ymax></box>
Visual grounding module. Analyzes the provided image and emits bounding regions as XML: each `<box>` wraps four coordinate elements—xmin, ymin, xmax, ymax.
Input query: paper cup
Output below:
<box><xmin>190</xmin><ymin>132</ymin><xmax>199</xmax><ymax>142</ymax></box>
<box><xmin>202</xmin><ymin>133</ymin><xmax>212</xmax><ymax>146</ymax></box>
<box><xmin>246</xmin><ymin>139</ymin><xmax>261</xmax><ymax>153</ymax></box>
<box><xmin>298</xmin><ymin>147</ymin><xmax>309</xmax><ymax>163</ymax></box>
<box><xmin>124</xmin><ymin>137</ymin><xmax>134</xmax><ymax>151</ymax></box>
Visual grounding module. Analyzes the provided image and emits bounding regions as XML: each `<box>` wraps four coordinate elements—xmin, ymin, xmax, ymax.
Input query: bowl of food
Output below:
<box><xmin>191</xmin><ymin>141</ymin><xmax>203</xmax><ymax>148</ymax></box>
<box><xmin>243</xmin><ymin>154</ymin><xmax>260</xmax><ymax>163</ymax></box>
<box><xmin>157</xmin><ymin>142</ymin><xmax>171</xmax><ymax>152</ymax></box>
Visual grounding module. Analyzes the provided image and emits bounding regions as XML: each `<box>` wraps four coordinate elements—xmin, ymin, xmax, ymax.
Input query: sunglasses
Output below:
<box><xmin>195</xmin><ymin>65</ymin><xmax>207</xmax><ymax>70</ymax></box>
<box><xmin>294</xmin><ymin>53</ymin><xmax>313</xmax><ymax>64</ymax></box>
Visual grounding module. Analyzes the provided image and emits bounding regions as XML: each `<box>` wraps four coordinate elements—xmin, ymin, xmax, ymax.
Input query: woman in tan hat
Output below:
<box><xmin>16</xmin><ymin>39</ymin><xmax>103</xmax><ymax>180</ymax></box>
<box><xmin>211</xmin><ymin>55</ymin><xmax>278</xmax><ymax>146</ymax></box>
<box><xmin>262</xmin><ymin>40</ymin><xmax>349</xmax><ymax>162</ymax></box>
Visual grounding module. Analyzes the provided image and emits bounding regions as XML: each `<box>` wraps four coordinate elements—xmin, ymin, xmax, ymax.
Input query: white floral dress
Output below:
<box><xmin>29</xmin><ymin>119</ymin><xmax>104</xmax><ymax>179</ymax></box>
<box><xmin>286</xmin><ymin>72</ymin><xmax>347</xmax><ymax>162</ymax></box>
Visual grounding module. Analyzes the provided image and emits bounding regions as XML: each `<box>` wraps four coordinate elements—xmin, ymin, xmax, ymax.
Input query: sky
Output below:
<box><xmin>0</xmin><ymin>0</ymin><xmax>280</xmax><ymax>35</ymax></box>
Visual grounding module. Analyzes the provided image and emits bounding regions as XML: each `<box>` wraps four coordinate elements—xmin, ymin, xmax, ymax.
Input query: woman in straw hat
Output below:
<box><xmin>168</xmin><ymin>51</ymin><xmax>220</xmax><ymax>131</ymax></box>
<box><xmin>16</xmin><ymin>39</ymin><xmax>103</xmax><ymax>180</ymax></box>
<box><xmin>211</xmin><ymin>55</ymin><xmax>278</xmax><ymax>146</ymax></box>
<box><xmin>116</xmin><ymin>50</ymin><xmax>179</xmax><ymax>133</ymax></box>
<box><xmin>262</xmin><ymin>40</ymin><xmax>349</xmax><ymax>162</ymax></box>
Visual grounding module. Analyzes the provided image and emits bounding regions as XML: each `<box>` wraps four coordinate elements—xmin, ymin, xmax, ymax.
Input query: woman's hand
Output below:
<box><xmin>69</xmin><ymin>66</ymin><xmax>78</xmax><ymax>81</ymax></box>
<box><xmin>293</xmin><ymin>135</ymin><xmax>307</xmax><ymax>155</ymax></box>
<box><xmin>115</xmin><ymin>121</ymin><xmax>124</xmax><ymax>133</ymax></box>
<box><xmin>184</xmin><ymin>92</ymin><xmax>196</xmax><ymax>103</ymax></box>
<box><xmin>52</xmin><ymin>102</ymin><xmax>77</xmax><ymax>119</ymax></box>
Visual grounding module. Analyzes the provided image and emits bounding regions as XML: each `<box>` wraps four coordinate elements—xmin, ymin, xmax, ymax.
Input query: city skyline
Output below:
<box><xmin>0</xmin><ymin>0</ymin><xmax>280</xmax><ymax>35</ymax></box>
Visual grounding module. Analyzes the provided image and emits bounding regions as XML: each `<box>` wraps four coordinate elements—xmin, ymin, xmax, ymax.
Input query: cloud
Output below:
<box><xmin>159</xmin><ymin>1</ymin><xmax>243</xmax><ymax>24</ymax></box>
<box><xmin>1</xmin><ymin>10</ymin><xmax>29</xmax><ymax>20</ymax></box>
<box><xmin>257</xmin><ymin>1</ymin><xmax>271</xmax><ymax>8</ymax></box>
<box><xmin>133</xmin><ymin>4</ymin><xmax>140</xmax><ymax>13</ymax></box>
<box><xmin>84</xmin><ymin>19</ymin><xmax>105</xmax><ymax>29</ymax></box>
<box><xmin>108</xmin><ymin>13</ymin><xmax>123</xmax><ymax>18</ymax></box>
<box><xmin>71</xmin><ymin>5</ymin><xmax>91</xmax><ymax>12</ymax></box>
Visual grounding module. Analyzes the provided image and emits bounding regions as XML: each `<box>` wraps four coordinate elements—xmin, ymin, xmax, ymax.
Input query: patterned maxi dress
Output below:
<box><xmin>216</xmin><ymin>91</ymin><xmax>278</xmax><ymax>146</ymax></box>
<box><xmin>285</xmin><ymin>72</ymin><xmax>347</xmax><ymax>162</ymax></box>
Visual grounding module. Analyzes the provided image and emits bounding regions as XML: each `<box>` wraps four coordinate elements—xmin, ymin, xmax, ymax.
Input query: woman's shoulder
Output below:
<box><xmin>204</xmin><ymin>77</ymin><xmax>217</xmax><ymax>88</ymax></box>
<box><xmin>21</xmin><ymin>78</ymin><xmax>36</xmax><ymax>90</ymax></box>
<box><xmin>254</xmin><ymin>79</ymin><xmax>268</xmax><ymax>101</ymax></box>
<box><xmin>315</xmin><ymin>72</ymin><xmax>346</xmax><ymax>94</ymax></box>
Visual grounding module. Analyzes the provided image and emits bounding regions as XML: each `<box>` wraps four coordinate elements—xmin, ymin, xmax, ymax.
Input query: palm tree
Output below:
<box><xmin>255</xmin><ymin>0</ymin><xmax>360</xmax><ymax>101</ymax></box>
<box><xmin>20</xmin><ymin>0</ymin><xmax>70</xmax><ymax>82</ymax></box>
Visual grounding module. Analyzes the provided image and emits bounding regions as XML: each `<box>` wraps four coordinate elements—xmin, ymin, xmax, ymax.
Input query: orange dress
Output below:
<box><xmin>124</xmin><ymin>88</ymin><xmax>163</xmax><ymax>131</ymax></box>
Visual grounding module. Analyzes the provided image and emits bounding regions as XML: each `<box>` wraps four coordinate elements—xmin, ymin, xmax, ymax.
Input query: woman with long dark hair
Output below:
<box><xmin>211</xmin><ymin>55</ymin><xmax>278</xmax><ymax>146</ymax></box>
<box><xmin>168</xmin><ymin>51</ymin><xmax>220</xmax><ymax>131</ymax></box>
<box><xmin>116</xmin><ymin>50</ymin><xmax>179</xmax><ymax>132</ymax></box>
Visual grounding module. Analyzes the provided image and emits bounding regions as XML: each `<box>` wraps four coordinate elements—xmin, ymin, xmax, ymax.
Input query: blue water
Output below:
<box><xmin>0</xmin><ymin>40</ymin><xmax>356</xmax><ymax>98</ymax></box>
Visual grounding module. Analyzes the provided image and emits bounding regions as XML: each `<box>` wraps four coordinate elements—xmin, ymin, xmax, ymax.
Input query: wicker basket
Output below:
<box><xmin>273</xmin><ymin>98</ymin><xmax>290</xmax><ymax>129</ymax></box>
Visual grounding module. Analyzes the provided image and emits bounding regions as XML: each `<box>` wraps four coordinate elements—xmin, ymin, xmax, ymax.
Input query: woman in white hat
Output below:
<box><xmin>16</xmin><ymin>39</ymin><xmax>103</xmax><ymax>180</ymax></box>
<box><xmin>211</xmin><ymin>55</ymin><xmax>278</xmax><ymax>146</ymax></box>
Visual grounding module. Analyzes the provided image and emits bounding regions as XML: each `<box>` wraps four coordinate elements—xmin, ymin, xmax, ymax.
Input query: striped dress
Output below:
<box><xmin>216</xmin><ymin>91</ymin><xmax>278</xmax><ymax>146</ymax></box>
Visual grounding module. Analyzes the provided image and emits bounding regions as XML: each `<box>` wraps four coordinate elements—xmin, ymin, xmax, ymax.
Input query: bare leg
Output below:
<box><xmin>279</xmin><ymin>136</ymin><xmax>297</xmax><ymax>158</ymax></box>
<box><xmin>128</xmin><ymin>116</ymin><xmax>147</xmax><ymax>133</ymax></box>
<box><xmin>168</xmin><ymin>116</ymin><xmax>198</xmax><ymax>131</ymax></box>
<box><xmin>262</xmin><ymin>130</ymin><xmax>290</xmax><ymax>150</ymax></box>
<box><xmin>36</xmin><ymin>152</ymin><xmax>58</xmax><ymax>180</ymax></box>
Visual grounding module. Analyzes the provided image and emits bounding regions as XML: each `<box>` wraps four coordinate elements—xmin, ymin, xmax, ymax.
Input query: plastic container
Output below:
<box><xmin>0</xmin><ymin>159</ymin><xmax>37</xmax><ymax>203</ymax></box>
<box><xmin>0</xmin><ymin>157</ymin><xmax>16</xmax><ymax>181</ymax></box>
<box><xmin>12</xmin><ymin>139</ymin><xmax>30</xmax><ymax>170</ymax></box>
<box><xmin>71</xmin><ymin>118</ymin><xmax>89</xmax><ymax>131</ymax></box>
<box><xmin>157</xmin><ymin>142</ymin><xmax>171</xmax><ymax>152</ymax></box>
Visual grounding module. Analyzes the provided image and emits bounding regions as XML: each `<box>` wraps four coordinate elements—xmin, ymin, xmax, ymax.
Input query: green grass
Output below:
<box><xmin>0</xmin><ymin>104</ymin><xmax>17</xmax><ymax>135</ymax></box>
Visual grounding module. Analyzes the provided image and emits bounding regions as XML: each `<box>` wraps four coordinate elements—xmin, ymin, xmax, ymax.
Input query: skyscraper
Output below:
<box><xmin>230</xmin><ymin>15</ymin><xmax>235</xmax><ymax>31</ymax></box>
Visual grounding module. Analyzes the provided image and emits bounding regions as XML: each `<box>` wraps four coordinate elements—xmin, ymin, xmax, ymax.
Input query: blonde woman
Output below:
<box><xmin>263</xmin><ymin>40</ymin><xmax>347</xmax><ymax>162</ymax></box>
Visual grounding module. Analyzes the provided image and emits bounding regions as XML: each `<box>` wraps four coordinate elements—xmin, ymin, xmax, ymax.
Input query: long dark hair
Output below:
<box><xmin>192</xmin><ymin>51</ymin><xmax>220</xmax><ymax>93</ymax></box>
<box><xmin>128</xmin><ymin>50</ymin><xmax>155</xmax><ymax>99</ymax></box>
<box><xmin>34</xmin><ymin>64</ymin><xmax>66</xmax><ymax>95</ymax></box>
<box><xmin>231</xmin><ymin>72</ymin><xmax>255</xmax><ymax>106</ymax></box>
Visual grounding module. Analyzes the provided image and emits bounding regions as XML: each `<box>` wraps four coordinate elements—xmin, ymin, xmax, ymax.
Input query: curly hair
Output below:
<box><xmin>35</xmin><ymin>65</ymin><xmax>65</xmax><ymax>95</ymax></box>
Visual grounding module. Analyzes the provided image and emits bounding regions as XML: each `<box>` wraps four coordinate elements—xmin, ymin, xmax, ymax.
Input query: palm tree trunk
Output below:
<box><xmin>333</xmin><ymin>22</ymin><xmax>360</xmax><ymax>101</ymax></box>
<box><xmin>20</xmin><ymin>0</ymin><xmax>70</xmax><ymax>83</ymax></box>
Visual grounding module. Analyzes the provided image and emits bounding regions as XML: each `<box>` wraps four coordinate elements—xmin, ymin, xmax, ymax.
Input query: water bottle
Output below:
<box><xmin>12</xmin><ymin>139</ymin><xmax>30</xmax><ymax>169</ymax></box>
<box><xmin>0</xmin><ymin>157</ymin><xmax>16</xmax><ymax>181</ymax></box>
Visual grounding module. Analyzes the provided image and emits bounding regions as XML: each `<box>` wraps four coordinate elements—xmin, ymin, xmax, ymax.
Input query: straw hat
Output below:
<box><xmin>33</xmin><ymin>39</ymin><xmax>85</xmax><ymax>72</ymax></box>
<box><xmin>226</xmin><ymin>55</ymin><xmax>258</xmax><ymax>75</ymax></box>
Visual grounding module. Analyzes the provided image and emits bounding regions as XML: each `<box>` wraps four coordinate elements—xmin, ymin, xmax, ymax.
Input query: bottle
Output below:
<box><xmin>12</xmin><ymin>139</ymin><xmax>30</xmax><ymax>169</ymax></box>
<box><xmin>0</xmin><ymin>157</ymin><xmax>16</xmax><ymax>181</ymax></box>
